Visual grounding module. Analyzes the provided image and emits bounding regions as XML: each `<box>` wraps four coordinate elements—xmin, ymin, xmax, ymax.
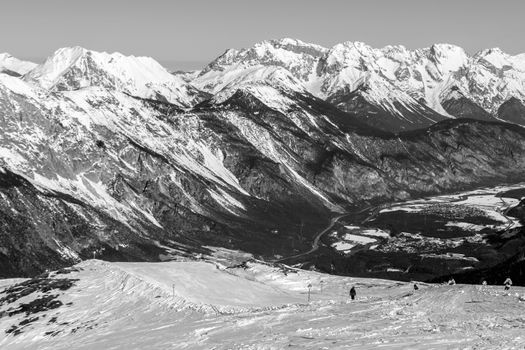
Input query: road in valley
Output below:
<box><xmin>274</xmin><ymin>206</ymin><xmax>372</xmax><ymax>263</ymax></box>
<box><xmin>273</xmin><ymin>185</ymin><xmax>524</xmax><ymax>264</ymax></box>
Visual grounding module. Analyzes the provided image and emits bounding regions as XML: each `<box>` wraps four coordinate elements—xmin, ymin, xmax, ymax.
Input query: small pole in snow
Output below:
<box><xmin>320</xmin><ymin>280</ymin><xmax>324</xmax><ymax>294</ymax></box>
<box><xmin>172</xmin><ymin>284</ymin><xmax>175</xmax><ymax>299</ymax></box>
<box><xmin>93</xmin><ymin>251</ymin><xmax>96</xmax><ymax>260</ymax></box>
<box><xmin>307</xmin><ymin>283</ymin><xmax>312</xmax><ymax>302</ymax></box>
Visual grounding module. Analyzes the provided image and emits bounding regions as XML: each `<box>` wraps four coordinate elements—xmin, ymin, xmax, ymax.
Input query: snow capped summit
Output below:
<box><xmin>196</xmin><ymin>38</ymin><xmax>327</xmax><ymax>91</ymax></box>
<box><xmin>24</xmin><ymin>46</ymin><xmax>88</xmax><ymax>88</ymax></box>
<box><xmin>25</xmin><ymin>47</ymin><xmax>205</xmax><ymax>107</ymax></box>
<box><xmin>0</xmin><ymin>53</ymin><xmax>37</xmax><ymax>76</ymax></box>
<box><xmin>321</xmin><ymin>41</ymin><xmax>375</xmax><ymax>69</ymax></box>
<box><xmin>193</xmin><ymin>39</ymin><xmax>525</xmax><ymax>130</ymax></box>
<box><xmin>474</xmin><ymin>47</ymin><xmax>525</xmax><ymax>72</ymax></box>
<box><xmin>427</xmin><ymin>43</ymin><xmax>469</xmax><ymax>73</ymax></box>
<box><xmin>5</xmin><ymin>39</ymin><xmax>524</xmax><ymax>131</ymax></box>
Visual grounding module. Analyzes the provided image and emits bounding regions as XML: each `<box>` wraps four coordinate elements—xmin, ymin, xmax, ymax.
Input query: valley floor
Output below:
<box><xmin>321</xmin><ymin>183</ymin><xmax>525</xmax><ymax>281</ymax></box>
<box><xmin>1</xmin><ymin>260</ymin><xmax>525</xmax><ymax>349</ymax></box>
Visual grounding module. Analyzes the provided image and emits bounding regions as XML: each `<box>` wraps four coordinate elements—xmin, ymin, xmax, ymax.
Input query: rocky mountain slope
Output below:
<box><xmin>192</xmin><ymin>38</ymin><xmax>525</xmax><ymax>131</ymax></box>
<box><xmin>0</xmin><ymin>44</ymin><xmax>525</xmax><ymax>278</ymax></box>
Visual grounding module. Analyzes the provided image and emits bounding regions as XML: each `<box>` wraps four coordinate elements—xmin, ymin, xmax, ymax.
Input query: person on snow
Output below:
<box><xmin>349</xmin><ymin>286</ymin><xmax>356</xmax><ymax>300</ymax></box>
<box><xmin>413</xmin><ymin>283</ymin><xmax>419</xmax><ymax>291</ymax></box>
<box><xmin>504</xmin><ymin>277</ymin><xmax>513</xmax><ymax>291</ymax></box>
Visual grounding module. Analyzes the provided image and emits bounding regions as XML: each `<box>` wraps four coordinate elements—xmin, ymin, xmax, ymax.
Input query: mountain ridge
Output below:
<box><xmin>1</xmin><ymin>41</ymin><xmax>525</xmax><ymax>279</ymax></box>
<box><xmin>193</xmin><ymin>38</ymin><xmax>525</xmax><ymax>131</ymax></box>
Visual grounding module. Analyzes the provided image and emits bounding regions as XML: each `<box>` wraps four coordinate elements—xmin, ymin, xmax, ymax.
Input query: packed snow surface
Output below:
<box><xmin>1</xmin><ymin>260</ymin><xmax>524</xmax><ymax>349</ymax></box>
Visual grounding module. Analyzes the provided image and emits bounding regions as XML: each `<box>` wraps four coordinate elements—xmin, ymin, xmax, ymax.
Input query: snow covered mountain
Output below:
<box><xmin>4</xmin><ymin>41</ymin><xmax>525</xmax><ymax>350</ymax></box>
<box><xmin>0</xmin><ymin>54</ymin><xmax>37</xmax><ymax>76</ymax></box>
<box><xmin>1</xmin><ymin>43</ymin><xmax>525</xmax><ymax>279</ymax></box>
<box><xmin>25</xmin><ymin>47</ymin><xmax>207</xmax><ymax>107</ymax></box>
<box><xmin>194</xmin><ymin>39</ymin><xmax>525</xmax><ymax>131</ymax></box>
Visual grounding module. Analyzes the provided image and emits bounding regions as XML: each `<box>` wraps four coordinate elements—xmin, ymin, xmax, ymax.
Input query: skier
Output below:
<box><xmin>480</xmin><ymin>280</ymin><xmax>487</xmax><ymax>291</ymax></box>
<box><xmin>349</xmin><ymin>286</ymin><xmax>356</xmax><ymax>300</ymax></box>
<box><xmin>413</xmin><ymin>283</ymin><xmax>419</xmax><ymax>291</ymax></box>
<box><xmin>504</xmin><ymin>277</ymin><xmax>512</xmax><ymax>291</ymax></box>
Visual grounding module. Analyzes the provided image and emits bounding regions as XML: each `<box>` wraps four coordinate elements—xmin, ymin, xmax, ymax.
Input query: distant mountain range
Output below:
<box><xmin>188</xmin><ymin>38</ymin><xmax>525</xmax><ymax>131</ymax></box>
<box><xmin>1</xmin><ymin>39</ymin><xmax>525</xmax><ymax>277</ymax></box>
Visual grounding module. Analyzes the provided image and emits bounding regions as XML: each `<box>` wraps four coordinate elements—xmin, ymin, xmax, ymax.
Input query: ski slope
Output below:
<box><xmin>0</xmin><ymin>260</ymin><xmax>524</xmax><ymax>349</ymax></box>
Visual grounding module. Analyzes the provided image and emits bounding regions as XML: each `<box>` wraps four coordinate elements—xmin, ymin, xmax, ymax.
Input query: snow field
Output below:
<box><xmin>1</xmin><ymin>260</ymin><xmax>525</xmax><ymax>349</ymax></box>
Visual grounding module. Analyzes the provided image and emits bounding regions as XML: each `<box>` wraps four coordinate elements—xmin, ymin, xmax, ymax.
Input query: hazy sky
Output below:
<box><xmin>1</xmin><ymin>0</ymin><xmax>524</xmax><ymax>70</ymax></box>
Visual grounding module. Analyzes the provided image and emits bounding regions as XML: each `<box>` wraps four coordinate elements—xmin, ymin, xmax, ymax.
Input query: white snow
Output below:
<box><xmin>208</xmin><ymin>188</ymin><xmax>246</xmax><ymax>215</ymax></box>
<box><xmin>381</xmin><ymin>186</ymin><xmax>522</xmax><ymax>220</ymax></box>
<box><xmin>52</xmin><ymin>239</ymin><xmax>81</xmax><ymax>261</ymax></box>
<box><xmin>342</xmin><ymin>234</ymin><xmax>377</xmax><ymax>244</ymax></box>
<box><xmin>198</xmin><ymin>143</ymin><xmax>248</xmax><ymax>195</ymax></box>
<box><xmin>30</xmin><ymin>172</ymin><xmax>134</xmax><ymax>226</ymax></box>
<box><xmin>25</xmin><ymin>47</ymin><xmax>201</xmax><ymax>107</ymax></box>
<box><xmin>380</xmin><ymin>204</ymin><xmax>424</xmax><ymax>213</ymax></box>
<box><xmin>1</xmin><ymin>260</ymin><xmax>524</xmax><ymax>349</ymax></box>
<box><xmin>193</xmin><ymin>38</ymin><xmax>525</xmax><ymax>119</ymax></box>
<box><xmin>0</xmin><ymin>147</ymin><xmax>28</xmax><ymax>169</ymax></box>
<box><xmin>332</xmin><ymin>232</ymin><xmax>378</xmax><ymax>252</ymax></box>
<box><xmin>332</xmin><ymin>241</ymin><xmax>356</xmax><ymax>251</ymax></box>
<box><xmin>358</xmin><ymin>229</ymin><xmax>390</xmax><ymax>238</ymax></box>
<box><xmin>0</xmin><ymin>73</ymin><xmax>39</xmax><ymax>100</ymax></box>
<box><xmin>0</xmin><ymin>53</ymin><xmax>37</xmax><ymax>75</ymax></box>
<box><xmin>420</xmin><ymin>252</ymin><xmax>479</xmax><ymax>262</ymax></box>
<box><xmin>112</xmin><ymin>261</ymin><xmax>301</xmax><ymax>309</ymax></box>
<box><xmin>445</xmin><ymin>221</ymin><xmax>488</xmax><ymax>232</ymax></box>
<box><xmin>344</xmin><ymin>225</ymin><xmax>390</xmax><ymax>238</ymax></box>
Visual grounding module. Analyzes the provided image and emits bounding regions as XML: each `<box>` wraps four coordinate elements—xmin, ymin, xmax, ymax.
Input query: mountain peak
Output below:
<box><xmin>0</xmin><ymin>53</ymin><xmax>38</xmax><ymax>76</ymax></box>
<box><xmin>473</xmin><ymin>47</ymin><xmax>516</xmax><ymax>69</ymax></box>
<box><xmin>261</xmin><ymin>38</ymin><xmax>327</xmax><ymax>54</ymax></box>
<box><xmin>429</xmin><ymin>43</ymin><xmax>464</xmax><ymax>51</ymax></box>
<box><xmin>193</xmin><ymin>39</ymin><xmax>525</xmax><ymax>126</ymax></box>
<box><xmin>24</xmin><ymin>47</ymin><xmax>204</xmax><ymax>107</ymax></box>
<box><xmin>0</xmin><ymin>53</ymin><xmax>14</xmax><ymax>60</ymax></box>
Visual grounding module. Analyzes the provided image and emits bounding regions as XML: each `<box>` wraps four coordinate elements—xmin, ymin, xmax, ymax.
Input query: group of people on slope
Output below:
<box><xmin>449</xmin><ymin>277</ymin><xmax>514</xmax><ymax>290</ymax></box>
<box><xmin>348</xmin><ymin>282</ymin><xmax>420</xmax><ymax>300</ymax></box>
<box><xmin>480</xmin><ymin>277</ymin><xmax>513</xmax><ymax>290</ymax></box>
<box><xmin>347</xmin><ymin>277</ymin><xmax>515</xmax><ymax>301</ymax></box>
